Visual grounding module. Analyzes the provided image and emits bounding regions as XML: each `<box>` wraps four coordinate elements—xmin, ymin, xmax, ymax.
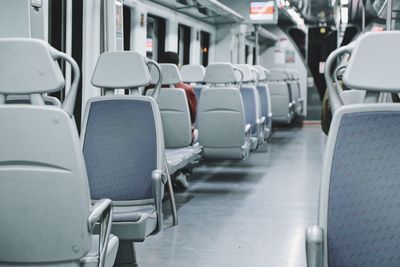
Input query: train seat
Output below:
<box><xmin>0</xmin><ymin>38</ymin><xmax>118</xmax><ymax>267</ymax></box>
<box><xmin>287</xmin><ymin>70</ymin><xmax>302</xmax><ymax>116</ymax></box>
<box><xmin>181</xmin><ymin>64</ymin><xmax>209</xmax><ymax>101</ymax></box>
<box><xmin>82</xmin><ymin>51</ymin><xmax>167</xmax><ymax>266</ymax></box>
<box><xmin>198</xmin><ymin>63</ymin><xmax>251</xmax><ymax>159</ymax></box>
<box><xmin>254</xmin><ymin>65</ymin><xmax>273</xmax><ymax>141</ymax></box>
<box><xmin>235</xmin><ymin>64</ymin><xmax>265</xmax><ymax>150</ymax></box>
<box><xmin>293</xmin><ymin>70</ymin><xmax>304</xmax><ymax>114</ymax></box>
<box><xmin>306</xmin><ymin>31</ymin><xmax>400</xmax><ymax>267</ymax></box>
<box><xmin>148</xmin><ymin>63</ymin><xmax>202</xmax><ymax>175</ymax></box>
<box><xmin>269</xmin><ymin>69</ymin><xmax>294</xmax><ymax>124</ymax></box>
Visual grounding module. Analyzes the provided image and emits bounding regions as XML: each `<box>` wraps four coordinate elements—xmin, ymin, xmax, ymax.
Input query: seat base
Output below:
<box><xmin>81</xmin><ymin>234</ymin><xmax>119</xmax><ymax>267</ymax></box>
<box><xmin>114</xmin><ymin>241</ymin><xmax>138</xmax><ymax>267</ymax></box>
<box><xmin>202</xmin><ymin>143</ymin><xmax>249</xmax><ymax>160</ymax></box>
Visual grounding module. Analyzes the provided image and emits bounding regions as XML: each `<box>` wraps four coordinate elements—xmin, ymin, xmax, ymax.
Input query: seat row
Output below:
<box><xmin>0</xmin><ymin>37</ymin><xmax>305</xmax><ymax>267</ymax></box>
<box><xmin>269</xmin><ymin>68</ymin><xmax>304</xmax><ymax>124</ymax></box>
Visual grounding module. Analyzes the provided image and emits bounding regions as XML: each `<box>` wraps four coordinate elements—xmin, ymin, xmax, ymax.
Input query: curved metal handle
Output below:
<box><xmin>146</xmin><ymin>59</ymin><xmax>163</xmax><ymax>101</ymax></box>
<box><xmin>333</xmin><ymin>64</ymin><xmax>348</xmax><ymax>94</ymax></box>
<box><xmin>50</xmin><ymin>47</ymin><xmax>80</xmax><ymax>117</ymax></box>
<box><xmin>324</xmin><ymin>45</ymin><xmax>353</xmax><ymax>113</ymax></box>
<box><xmin>233</xmin><ymin>67</ymin><xmax>244</xmax><ymax>90</ymax></box>
<box><xmin>250</xmin><ymin>67</ymin><xmax>260</xmax><ymax>88</ymax></box>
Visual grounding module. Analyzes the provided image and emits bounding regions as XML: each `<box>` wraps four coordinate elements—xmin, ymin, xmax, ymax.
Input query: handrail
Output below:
<box><xmin>324</xmin><ymin>44</ymin><xmax>353</xmax><ymax>113</ymax></box>
<box><xmin>250</xmin><ymin>67</ymin><xmax>260</xmax><ymax>88</ymax></box>
<box><xmin>233</xmin><ymin>67</ymin><xmax>244</xmax><ymax>90</ymax></box>
<box><xmin>146</xmin><ymin>59</ymin><xmax>163</xmax><ymax>101</ymax></box>
<box><xmin>50</xmin><ymin>47</ymin><xmax>81</xmax><ymax>117</ymax></box>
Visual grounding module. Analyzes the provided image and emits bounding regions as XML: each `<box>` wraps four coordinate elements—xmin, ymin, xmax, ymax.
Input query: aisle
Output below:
<box><xmin>136</xmin><ymin>125</ymin><xmax>325</xmax><ymax>267</ymax></box>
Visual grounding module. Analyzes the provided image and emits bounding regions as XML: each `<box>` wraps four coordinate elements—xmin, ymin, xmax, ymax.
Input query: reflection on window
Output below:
<box><xmin>178</xmin><ymin>24</ymin><xmax>191</xmax><ymax>65</ymax></box>
<box><xmin>200</xmin><ymin>31</ymin><xmax>210</xmax><ymax>67</ymax></box>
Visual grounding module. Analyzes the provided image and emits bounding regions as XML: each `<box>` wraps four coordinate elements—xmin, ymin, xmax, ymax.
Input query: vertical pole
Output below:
<box><xmin>255</xmin><ymin>24</ymin><xmax>260</xmax><ymax>65</ymax></box>
<box><xmin>386</xmin><ymin>0</ymin><xmax>393</xmax><ymax>30</ymax></box>
<box><xmin>361</xmin><ymin>0</ymin><xmax>366</xmax><ymax>32</ymax></box>
<box><xmin>65</xmin><ymin>0</ymin><xmax>72</xmax><ymax>95</ymax></box>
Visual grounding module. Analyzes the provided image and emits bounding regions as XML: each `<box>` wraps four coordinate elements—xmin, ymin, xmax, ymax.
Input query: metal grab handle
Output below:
<box><xmin>334</xmin><ymin>64</ymin><xmax>348</xmax><ymax>93</ymax></box>
<box><xmin>250</xmin><ymin>67</ymin><xmax>260</xmax><ymax>88</ymax></box>
<box><xmin>233</xmin><ymin>67</ymin><xmax>244</xmax><ymax>90</ymax></box>
<box><xmin>324</xmin><ymin>44</ymin><xmax>353</xmax><ymax>113</ymax></box>
<box><xmin>146</xmin><ymin>59</ymin><xmax>163</xmax><ymax>101</ymax></box>
<box><xmin>50</xmin><ymin>47</ymin><xmax>80</xmax><ymax>117</ymax></box>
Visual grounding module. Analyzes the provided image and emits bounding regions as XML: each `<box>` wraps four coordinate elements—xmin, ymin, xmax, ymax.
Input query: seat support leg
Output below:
<box><xmin>114</xmin><ymin>241</ymin><xmax>138</xmax><ymax>267</ymax></box>
<box><xmin>165</xmin><ymin>162</ymin><xmax>178</xmax><ymax>226</ymax></box>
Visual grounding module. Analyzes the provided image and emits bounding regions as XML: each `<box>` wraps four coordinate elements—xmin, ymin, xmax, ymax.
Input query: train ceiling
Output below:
<box><xmin>150</xmin><ymin>0</ymin><xmax>245</xmax><ymax>25</ymax></box>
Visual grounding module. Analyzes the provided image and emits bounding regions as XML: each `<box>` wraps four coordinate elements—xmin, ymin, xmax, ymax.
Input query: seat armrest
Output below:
<box><xmin>151</xmin><ymin>169</ymin><xmax>167</xmax><ymax>234</ymax></box>
<box><xmin>260</xmin><ymin>116</ymin><xmax>266</xmax><ymax>126</ymax></box>
<box><xmin>306</xmin><ymin>225</ymin><xmax>324</xmax><ymax>267</ymax></box>
<box><xmin>244</xmin><ymin>124</ymin><xmax>252</xmax><ymax>145</ymax></box>
<box><xmin>88</xmin><ymin>199</ymin><xmax>113</xmax><ymax>267</ymax></box>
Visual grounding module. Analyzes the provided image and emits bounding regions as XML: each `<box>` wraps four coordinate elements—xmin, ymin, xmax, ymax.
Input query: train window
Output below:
<box><xmin>178</xmin><ymin>24</ymin><xmax>191</xmax><ymax>65</ymax></box>
<box><xmin>146</xmin><ymin>14</ymin><xmax>166</xmax><ymax>61</ymax></box>
<box><xmin>253</xmin><ymin>46</ymin><xmax>256</xmax><ymax>65</ymax></box>
<box><xmin>123</xmin><ymin>5</ymin><xmax>131</xmax><ymax>51</ymax></box>
<box><xmin>48</xmin><ymin>0</ymin><xmax>83</xmax><ymax>130</ymax></box>
<box><xmin>200</xmin><ymin>31</ymin><xmax>210</xmax><ymax>66</ymax></box>
<box><xmin>245</xmin><ymin>45</ymin><xmax>250</xmax><ymax>64</ymax></box>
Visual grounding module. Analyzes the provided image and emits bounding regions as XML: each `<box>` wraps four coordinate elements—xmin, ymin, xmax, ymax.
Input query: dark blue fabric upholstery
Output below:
<box><xmin>328</xmin><ymin>111</ymin><xmax>400</xmax><ymax>267</ymax></box>
<box><xmin>240</xmin><ymin>86</ymin><xmax>257</xmax><ymax>134</ymax></box>
<box><xmin>257</xmin><ymin>85</ymin><xmax>271</xmax><ymax>125</ymax></box>
<box><xmin>83</xmin><ymin>99</ymin><xmax>157</xmax><ymax>201</ymax></box>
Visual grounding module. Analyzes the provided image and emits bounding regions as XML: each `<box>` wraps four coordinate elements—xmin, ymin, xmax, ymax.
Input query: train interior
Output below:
<box><xmin>0</xmin><ymin>0</ymin><xmax>400</xmax><ymax>266</ymax></box>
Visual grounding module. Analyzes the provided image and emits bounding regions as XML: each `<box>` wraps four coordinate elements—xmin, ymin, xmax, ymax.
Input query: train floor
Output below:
<box><xmin>136</xmin><ymin>125</ymin><xmax>326</xmax><ymax>267</ymax></box>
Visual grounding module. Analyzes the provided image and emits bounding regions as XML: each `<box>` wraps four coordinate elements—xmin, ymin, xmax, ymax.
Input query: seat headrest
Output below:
<box><xmin>343</xmin><ymin>31</ymin><xmax>400</xmax><ymax>92</ymax></box>
<box><xmin>204</xmin><ymin>63</ymin><xmax>238</xmax><ymax>84</ymax></box>
<box><xmin>270</xmin><ymin>69</ymin><xmax>287</xmax><ymax>81</ymax></box>
<box><xmin>254</xmin><ymin>65</ymin><xmax>271</xmax><ymax>81</ymax></box>
<box><xmin>181</xmin><ymin>65</ymin><xmax>206</xmax><ymax>83</ymax></box>
<box><xmin>0</xmin><ymin>38</ymin><xmax>65</xmax><ymax>95</ymax></box>
<box><xmin>151</xmin><ymin>64</ymin><xmax>182</xmax><ymax>85</ymax></box>
<box><xmin>287</xmin><ymin>70</ymin><xmax>295</xmax><ymax>80</ymax></box>
<box><xmin>91</xmin><ymin>51</ymin><xmax>151</xmax><ymax>89</ymax></box>
<box><xmin>235</xmin><ymin>64</ymin><xmax>256</xmax><ymax>83</ymax></box>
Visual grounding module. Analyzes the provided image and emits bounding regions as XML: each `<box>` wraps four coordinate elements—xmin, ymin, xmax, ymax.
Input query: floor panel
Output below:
<box><xmin>136</xmin><ymin>125</ymin><xmax>325</xmax><ymax>267</ymax></box>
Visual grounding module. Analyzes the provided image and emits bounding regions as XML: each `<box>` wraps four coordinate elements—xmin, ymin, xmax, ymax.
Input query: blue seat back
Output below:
<box><xmin>240</xmin><ymin>86</ymin><xmax>258</xmax><ymax>134</ymax></box>
<box><xmin>257</xmin><ymin>84</ymin><xmax>271</xmax><ymax>125</ymax></box>
<box><xmin>82</xmin><ymin>98</ymin><xmax>158</xmax><ymax>201</ymax></box>
<box><xmin>327</xmin><ymin>111</ymin><xmax>400</xmax><ymax>266</ymax></box>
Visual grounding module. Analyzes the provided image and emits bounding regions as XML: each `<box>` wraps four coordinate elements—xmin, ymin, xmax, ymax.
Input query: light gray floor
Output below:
<box><xmin>136</xmin><ymin>125</ymin><xmax>326</xmax><ymax>267</ymax></box>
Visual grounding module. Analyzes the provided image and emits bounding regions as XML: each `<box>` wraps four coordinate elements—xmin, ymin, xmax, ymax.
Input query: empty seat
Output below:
<box><xmin>286</xmin><ymin>69</ymin><xmax>302</xmax><ymax>116</ymax></box>
<box><xmin>254</xmin><ymin>65</ymin><xmax>273</xmax><ymax>141</ymax></box>
<box><xmin>198</xmin><ymin>63</ymin><xmax>251</xmax><ymax>159</ymax></box>
<box><xmin>235</xmin><ymin>64</ymin><xmax>265</xmax><ymax>150</ymax></box>
<box><xmin>148</xmin><ymin>63</ymin><xmax>202</xmax><ymax>175</ymax></box>
<box><xmin>0</xmin><ymin>38</ymin><xmax>118</xmax><ymax>267</ymax></box>
<box><xmin>292</xmin><ymin>70</ymin><xmax>304</xmax><ymax>114</ymax></box>
<box><xmin>269</xmin><ymin>69</ymin><xmax>294</xmax><ymax>124</ymax></box>
<box><xmin>82</xmin><ymin>51</ymin><xmax>168</xmax><ymax>266</ymax></box>
<box><xmin>306</xmin><ymin>31</ymin><xmax>400</xmax><ymax>267</ymax></box>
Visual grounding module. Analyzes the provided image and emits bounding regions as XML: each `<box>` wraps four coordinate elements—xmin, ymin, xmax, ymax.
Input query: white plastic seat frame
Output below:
<box><xmin>149</xmin><ymin>63</ymin><xmax>202</xmax><ymax>173</ymax></box>
<box><xmin>254</xmin><ymin>65</ymin><xmax>273</xmax><ymax>140</ymax></box>
<box><xmin>198</xmin><ymin>63</ymin><xmax>252</xmax><ymax>160</ymax></box>
<box><xmin>306</xmin><ymin>31</ymin><xmax>400</xmax><ymax>267</ymax></box>
<box><xmin>0</xmin><ymin>38</ymin><xmax>117</xmax><ymax>267</ymax></box>
<box><xmin>269</xmin><ymin>68</ymin><xmax>294</xmax><ymax>124</ymax></box>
